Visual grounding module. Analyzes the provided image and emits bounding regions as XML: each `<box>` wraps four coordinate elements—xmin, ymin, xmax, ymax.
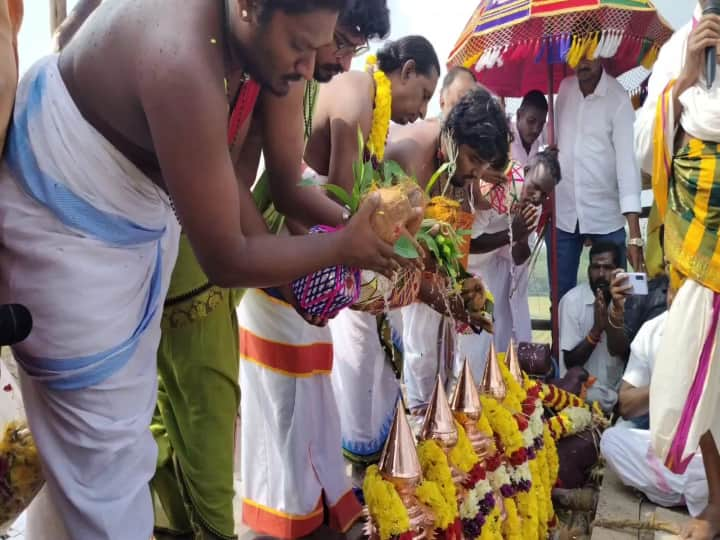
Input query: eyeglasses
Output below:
<box><xmin>333</xmin><ymin>31</ymin><xmax>369</xmax><ymax>58</ymax></box>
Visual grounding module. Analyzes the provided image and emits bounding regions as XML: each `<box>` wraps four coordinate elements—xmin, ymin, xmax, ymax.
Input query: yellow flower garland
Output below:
<box><xmin>478</xmin><ymin>506</ymin><xmax>503</xmax><ymax>540</ymax></box>
<box><xmin>480</xmin><ymin>396</ymin><xmax>523</xmax><ymax>456</ymax></box>
<box><xmin>495</xmin><ymin>353</ymin><xmax>523</xmax><ymax>413</ymax></box>
<box><xmin>502</xmin><ymin>496</ymin><xmax>523</xmax><ymax>540</ymax></box>
<box><xmin>449</xmin><ymin>421</ymin><xmax>479</xmax><ymax>474</ymax></box>
<box><xmin>362</xmin><ymin>465</ymin><xmax>411</xmax><ymax>540</ymax></box>
<box><xmin>365</xmin><ymin>55</ymin><xmax>392</xmax><ymax>161</ymax></box>
<box><xmin>417</xmin><ymin>440</ymin><xmax>459</xmax><ymax>530</ymax></box>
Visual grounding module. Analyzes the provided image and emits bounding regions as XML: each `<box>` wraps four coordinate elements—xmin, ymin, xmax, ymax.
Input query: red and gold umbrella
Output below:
<box><xmin>448</xmin><ymin>0</ymin><xmax>673</xmax><ymax>98</ymax></box>
<box><xmin>448</xmin><ymin>0</ymin><xmax>673</xmax><ymax>357</ymax></box>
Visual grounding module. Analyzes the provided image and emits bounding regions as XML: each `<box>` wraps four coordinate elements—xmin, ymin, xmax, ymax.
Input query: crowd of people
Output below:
<box><xmin>0</xmin><ymin>0</ymin><xmax>719</xmax><ymax>539</ymax></box>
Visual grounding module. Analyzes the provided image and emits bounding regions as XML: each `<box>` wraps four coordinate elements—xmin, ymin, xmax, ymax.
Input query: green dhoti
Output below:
<box><xmin>150</xmin><ymin>80</ymin><xmax>318</xmax><ymax>539</ymax></box>
<box><xmin>151</xmin><ymin>236</ymin><xmax>241</xmax><ymax>539</ymax></box>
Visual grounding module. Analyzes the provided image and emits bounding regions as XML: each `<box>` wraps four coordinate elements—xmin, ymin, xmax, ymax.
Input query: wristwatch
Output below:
<box><xmin>628</xmin><ymin>237</ymin><xmax>644</xmax><ymax>248</ymax></box>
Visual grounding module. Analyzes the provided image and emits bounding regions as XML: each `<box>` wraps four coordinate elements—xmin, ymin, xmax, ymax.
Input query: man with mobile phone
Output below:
<box><xmin>559</xmin><ymin>242</ymin><xmax>627</xmax><ymax>412</ymax></box>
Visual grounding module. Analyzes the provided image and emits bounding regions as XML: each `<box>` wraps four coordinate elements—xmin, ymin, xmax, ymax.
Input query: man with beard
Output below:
<box><xmin>0</xmin><ymin>1</ymin><xmax>414</xmax><ymax>539</ymax></box>
<box><xmin>559</xmin><ymin>242</ymin><xmax>626</xmax><ymax>413</ymax></box>
<box><xmin>236</xmin><ymin>35</ymin><xmax>439</xmax><ymax>538</ymax></box>
<box><xmin>462</xmin><ymin>90</ymin><xmax>550</xmax><ymax>368</ymax></box>
<box><xmin>151</xmin><ymin>2</ymin><xmax>391</xmax><ymax>539</ymax></box>
<box><xmin>550</xmin><ymin>56</ymin><xmax>643</xmax><ymax>301</ymax></box>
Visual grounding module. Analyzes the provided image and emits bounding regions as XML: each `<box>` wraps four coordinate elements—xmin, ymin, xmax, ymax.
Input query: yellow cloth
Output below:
<box><xmin>652</xmin><ymin>82</ymin><xmax>720</xmax><ymax>293</ymax></box>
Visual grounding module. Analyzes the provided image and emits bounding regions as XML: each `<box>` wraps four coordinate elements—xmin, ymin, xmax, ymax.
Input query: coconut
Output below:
<box><xmin>364</xmin><ymin>180</ymin><xmax>427</xmax><ymax>244</ymax></box>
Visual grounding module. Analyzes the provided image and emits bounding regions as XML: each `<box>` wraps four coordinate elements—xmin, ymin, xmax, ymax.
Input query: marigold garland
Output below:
<box><xmin>362</xmin><ymin>465</ymin><xmax>411</xmax><ymax>540</ymax></box>
<box><xmin>449</xmin><ymin>421</ymin><xmax>479</xmax><ymax>474</ymax></box>
<box><xmin>542</xmin><ymin>383</ymin><xmax>589</xmax><ymax>411</ymax></box>
<box><xmin>548</xmin><ymin>406</ymin><xmax>593</xmax><ymax>440</ymax></box>
<box><xmin>496</xmin><ymin>353</ymin><xmax>527</xmax><ymax>409</ymax></box>
<box><xmin>365</xmin><ymin>55</ymin><xmax>392</xmax><ymax>161</ymax></box>
<box><xmin>479</xmin><ymin>397</ymin><xmax>523</xmax><ymax>456</ymax></box>
<box><xmin>416</xmin><ymin>480</ymin><xmax>456</xmax><ymax>532</ymax></box>
<box><xmin>478</xmin><ymin>506</ymin><xmax>503</xmax><ymax>540</ymax></box>
<box><xmin>417</xmin><ymin>440</ymin><xmax>459</xmax><ymax>530</ymax></box>
<box><xmin>502</xmin><ymin>496</ymin><xmax>523</xmax><ymax>540</ymax></box>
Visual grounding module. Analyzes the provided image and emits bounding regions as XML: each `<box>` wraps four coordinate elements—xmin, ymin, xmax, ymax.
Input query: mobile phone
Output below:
<box><xmin>619</xmin><ymin>272</ymin><xmax>648</xmax><ymax>295</ymax></box>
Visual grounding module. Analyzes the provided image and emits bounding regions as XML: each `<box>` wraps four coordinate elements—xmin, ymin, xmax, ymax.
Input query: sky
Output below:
<box><xmin>20</xmin><ymin>0</ymin><xmax>692</xmax><ymax>116</ymax></box>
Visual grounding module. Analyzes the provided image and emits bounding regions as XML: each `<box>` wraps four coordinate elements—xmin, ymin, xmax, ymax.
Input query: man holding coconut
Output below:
<box><xmin>236</xmin><ymin>35</ymin><xmax>445</xmax><ymax>536</ymax></box>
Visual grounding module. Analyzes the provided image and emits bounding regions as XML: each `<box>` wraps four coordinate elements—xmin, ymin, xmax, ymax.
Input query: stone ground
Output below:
<box><xmin>591</xmin><ymin>468</ymin><xmax>690</xmax><ymax>540</ymax></box>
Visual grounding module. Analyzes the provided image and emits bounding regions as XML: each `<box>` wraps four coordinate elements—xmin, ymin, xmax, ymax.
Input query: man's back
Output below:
<box><xmin>58</xmin><ymin>0</ymin><xmax>227</xmax><ymax>185</ymax></box>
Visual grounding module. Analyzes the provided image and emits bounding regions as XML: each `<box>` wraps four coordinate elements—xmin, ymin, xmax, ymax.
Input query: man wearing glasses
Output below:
<box><xmin>152</xmin><ymin>2</ymin><xmax>391</xmax><ymax>540</ymax></box>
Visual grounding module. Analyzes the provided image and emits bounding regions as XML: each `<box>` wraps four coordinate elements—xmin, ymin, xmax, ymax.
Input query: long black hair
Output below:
<box><xmin>376</xmin><ymin>35</ymin><xmax>440</xmax><ymax>77</ymax></box>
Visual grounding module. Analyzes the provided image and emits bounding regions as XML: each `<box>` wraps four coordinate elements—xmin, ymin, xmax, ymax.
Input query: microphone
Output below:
<box><xmin>0</xmin><ymin>304</ymin><xmax>32</xmax><ymax>347</ymax></box>
<box><xmin>705</xmin><ymin>0</ymin><xmax>720</xmax><ymax>89</ymax></box>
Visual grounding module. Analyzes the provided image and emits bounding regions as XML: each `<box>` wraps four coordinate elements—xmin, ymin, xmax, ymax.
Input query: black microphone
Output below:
<box><xmin>705</xmin><ymin>0</ymin><xmax>720</xmax><ymax>89</ymax></box>
<box><xmin>0</xmin><ymin>304</ymin><xmax>32</xmax><ymax>347</ymax></box>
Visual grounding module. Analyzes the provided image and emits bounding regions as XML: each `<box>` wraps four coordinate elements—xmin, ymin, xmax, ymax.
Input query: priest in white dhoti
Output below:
<box><xmin>601</xmin><ymin>307</ymin><xmax>709</xmax><ymax>516</ymax></box>
<box><xmin>635</xmin><ymin>2</ymin><xmax>720</xmax><ymax>537</ymax></box>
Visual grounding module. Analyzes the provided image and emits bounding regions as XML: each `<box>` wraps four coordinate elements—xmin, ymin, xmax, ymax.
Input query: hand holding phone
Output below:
<box><xmin>617</xmin><ymin>272</ymin><xmax>648</xmax><ymax>296</ymax></box>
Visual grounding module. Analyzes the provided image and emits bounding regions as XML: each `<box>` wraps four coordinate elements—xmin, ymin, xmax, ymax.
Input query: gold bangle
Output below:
<box><xmin>586</xmin><ymin>333</ymin><xmax>599</xmax><ymax>345</ymax></box>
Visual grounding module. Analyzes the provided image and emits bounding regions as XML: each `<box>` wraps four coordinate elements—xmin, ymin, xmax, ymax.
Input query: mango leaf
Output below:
<box><xmin>394</xmin><ymin>236</ymin><xmax>420</xmax><ymax>259</ymax></box>
<box><xmin>383</xmin><ymin>160</ymin><xmax>406</xmax><ymax>185</ymax></box>
<box><xmin>362</xmin><ymin>162</ymin><xmax>375</xmax><ymax>190</ymax></box>
<box><xmin>321</xmin><ymin>184</ymin><xmax>353</xmax><ymax>208</ymax></box>
<box><xmin>357</xmin><ymin>126</ymin><xmax>365</xmax><ymax>162</ymax></box>
<box><xmin>419</xmin><ymin>234</ymin><xmax>440</xmax><ymax>261</ymax></box>
<box><xmin>424</xmin><ymin>162</ymin><xmax>450</xmax><ymax>196</ymax></box>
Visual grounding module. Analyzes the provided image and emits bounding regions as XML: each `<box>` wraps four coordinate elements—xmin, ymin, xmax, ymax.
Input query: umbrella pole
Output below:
<box><xmin>547</xmin><ymin>62</ymin><xmax>560</xmax><ymax>361</ymax></box>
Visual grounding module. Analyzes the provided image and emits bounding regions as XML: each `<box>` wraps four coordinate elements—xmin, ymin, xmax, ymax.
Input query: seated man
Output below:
<box><xmin>559</xmin><ymin>242</ymin><xmax>627</xmax><ymax>412</ymax></box>
<box><xmin>601</xmin><ymin>291</ymin><xmax>709</xmax><ymax>517</ymax></box>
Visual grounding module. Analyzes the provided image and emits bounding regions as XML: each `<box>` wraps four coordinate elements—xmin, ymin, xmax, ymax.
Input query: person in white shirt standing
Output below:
<box><xmin>551</xmin><ymin>58</ymin><xmax>644</xmax><ymax>301</ymax></box>
<box><xmin>559</xmin><ymin>241</ymin><xmax>628</xmax><ymax>412</ymax></box>
<box><xmin>601</xmin><ymin>302</ymin><xmax>709</xmax><ymax>518</ymax></box>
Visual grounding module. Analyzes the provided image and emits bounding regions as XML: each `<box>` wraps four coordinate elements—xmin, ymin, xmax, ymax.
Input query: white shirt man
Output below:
<box><xmin>559</xmin><ymin>239</ymin><xmax>627</xmax><ymax>413</ymax></box>
<box><xmin>552</xmin><ymin>61</ymin><xmax>643</xmax><ymax>300</ymax></box>
<box><xmin>601</xmin><ymin>311</ymin><xmax>709</xmax><ymax>516</ymax></box>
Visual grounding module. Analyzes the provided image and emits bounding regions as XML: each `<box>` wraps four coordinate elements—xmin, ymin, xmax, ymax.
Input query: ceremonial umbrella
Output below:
<box><xmin>447</xmin><ymin>0</ymin><xmax>673</xmax><ymax>356</ymax></box>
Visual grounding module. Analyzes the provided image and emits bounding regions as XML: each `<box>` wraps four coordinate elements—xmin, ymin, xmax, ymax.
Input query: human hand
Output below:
<box><xmin>459</xmin><ymin>276</ymin><xmax>493</xmax><ymax>330</ymax></box>
<box><xmin>510</xmin><ymin>203</ymin><xmax>538</xmax><ymax>242</ymax></box>
<box><xmin>341</xmin><ymin>193</ymin><xmax>424</xmax><ymax>278</ymax></box>
<box><xmin>627</xmin><ymin>245</ymin><xmax>645</xmax><ymax>272</ymax></box>
<box><xmin>591</xmin><ymin>288</ymin><xmax>608</xmax><ymax>336</ymax></box>
<box><xmin>609</xmin><ymin>268</ymin><xmax>633</xmax><ymax>312</ymax></box>
<box><xmin>678</xmin><ymin>13</ymin><xmax>720</xmax><ymax>92</ymax></box>
<box><xmin>481</xmin><ymin>167</ymin><xmax>508</xmax><ymax>186</ymax></box>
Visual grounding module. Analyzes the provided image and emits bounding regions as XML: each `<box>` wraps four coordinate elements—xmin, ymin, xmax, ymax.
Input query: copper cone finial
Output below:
<box><xmin>480</xmin><ymin>342</ymin><xmax>507</xmax><ymax>402</ymax></box>
<box><xmin>420</xmin><ymin>375</ymin><xmax>458</xmax><ymax>448</ymax></box>
<box><xmin>378</xmin><ymin>400</ymin><xmax>422</xmax><ymax>484</ymax></box>
<box><xmin>506</xmin><ymin>338</ymin><xmax>523</xmax><ymax>385</ymax></box>
<box><xmin>450</xmin><ymin>358</ymin><xmax>482</xmax><ymax>422</ymax></box>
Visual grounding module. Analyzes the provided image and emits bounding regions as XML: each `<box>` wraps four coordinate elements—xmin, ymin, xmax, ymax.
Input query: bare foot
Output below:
<box><xmin>681</xmin><ymin>504</ymin><xmax>720</xmax><ymax>539</ymax></box>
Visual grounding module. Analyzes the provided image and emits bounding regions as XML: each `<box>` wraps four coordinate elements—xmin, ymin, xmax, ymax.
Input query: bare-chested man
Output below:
<box><xmin>0</xmin><ymin>1</ymin><xmax>412</xmax><ymax>538</ymax></box>
<box><xmin>389</xmin><ymin>86</ymin><xmax>511</xmax><ymax>414</ymax></box>
<box><xmin>235</xmin><ymin>35</ymin><xmax>440</xmax><ymax>538</ymax></box>
<box><xmin>151</xmin><ymin>2</ymin><xmax>391</xmax><ymax>539</ymax></box>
